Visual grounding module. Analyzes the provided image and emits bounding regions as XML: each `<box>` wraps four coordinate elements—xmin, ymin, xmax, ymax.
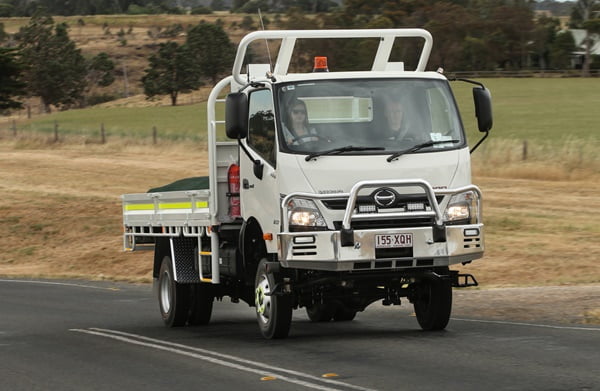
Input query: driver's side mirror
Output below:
<box><xmin>473</xmin><ymin>87</ymin><xmax>493</xmax><ymax>132</ymax></box>
<box><xmin>226</xmin><ymin>92</ymin><xmax>248</xmax><ymax>139</ymax></box>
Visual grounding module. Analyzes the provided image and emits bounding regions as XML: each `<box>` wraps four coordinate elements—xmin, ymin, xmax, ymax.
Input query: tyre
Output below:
<box><xmin>254</xmin><ymin>259</ymin><xmax>292</xmax><ymax>339</ymax></box>
<box><xmin>306</xmin><ymin>303</ymin><xmax>335</xmax><ymax>322</ymax></box>
<box><xmin>188</xmin><ymin>283</ymin><xmax>214</xmax><ymax>326</ymax></box>
<box><xmin>158</xmin><ymin>255</ymin><xmax>191</xmax><ymax>327</ymax></box>
<box><xmin>333</xmin><ymin>304</ymin><xmax>357</xmax><ymax>322</ymax></box>
<box><xmin>413</xmin><ymin>269</ymin><xmax>453</xmax><ymax>331</ymax></box>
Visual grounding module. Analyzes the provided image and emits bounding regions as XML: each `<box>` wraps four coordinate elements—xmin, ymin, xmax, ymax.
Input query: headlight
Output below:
<box><xmin>444</xmin><ymin>191</ymin><xmax>479</xmax><ymax>224</ymax></box>
<box><xmin>287</xmin><ymin>198</ymin><xmax>327</xmax><ymax>231</ymax></box>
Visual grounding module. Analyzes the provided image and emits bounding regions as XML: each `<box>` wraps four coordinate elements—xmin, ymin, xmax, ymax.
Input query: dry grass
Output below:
<box><xmin>0</xmin><ymin>141</ymin><xmax>207</xmax><ymax>282</ymax></box>
<box><xmin>583</xmin><ymin>309</ymin><xmax>600</xmax><ymax>324</ymax></box>
<box><xmin>471</xmin><ymin>138</ymin><xmax>600</xmax><ymax>181</ymax></box>
<box><xmin>0</xmin><ymin>139</ymin><xmax>599</xmax><ymax>289</ymax></box>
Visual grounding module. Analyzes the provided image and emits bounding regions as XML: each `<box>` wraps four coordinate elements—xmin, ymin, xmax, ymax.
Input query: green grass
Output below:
<box><xmin>12</xmin><ymin>77</ymin><xmax>600</xmax><ymax>146</ymax></box>
<box><xmin>19</xmin><ymin>103</ymin><xmax>219</xmax><ymax>142</ymax></box>
<box><xmin>451</xmin><ymin>78</ymin><xmax>600</xmax><ymax>145</ymax></box>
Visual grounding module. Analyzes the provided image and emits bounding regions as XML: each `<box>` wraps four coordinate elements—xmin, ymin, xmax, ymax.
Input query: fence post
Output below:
<box><xmin>54</xmin><ymin>120</ymin><xmax>59</xmax><ymax>143</ymax></box>
<box><xmin>522</xmin><ymin>140</ymin><xmax>528</xmax><ymax>161</ymax></box>
<box><xmin>153</xmin><ymin>126</ymin><xmax>157</xmax><ymax>145</ymax></box>
<box><xmin>101</xmin><ymin>123</ymin><xmax>106</xmax><ymax>144</ymax></box>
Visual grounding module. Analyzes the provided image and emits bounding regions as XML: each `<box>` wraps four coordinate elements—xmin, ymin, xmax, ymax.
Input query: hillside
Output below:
<box><xmin>0</xmin><ymin>13</ymin><xmax>269</xmax><ymax>114</ymax></box>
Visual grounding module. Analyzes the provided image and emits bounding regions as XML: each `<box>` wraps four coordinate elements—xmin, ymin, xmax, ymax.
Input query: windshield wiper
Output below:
<box><xmin>305</xmin><ymin>145</ymin><xmax>385</xmax><ymax>161</ymax></box>
<box><xmin>386</xmin><ymin>140</ymin><xmax>460</xmax><ymax>162</ymax></box>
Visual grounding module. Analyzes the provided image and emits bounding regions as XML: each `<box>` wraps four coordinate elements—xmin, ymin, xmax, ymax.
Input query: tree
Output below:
<box><xmin>531</xmin><ymin>15</ymin><xmax>561</xmax><ymax>70</ymax></box>
<box><xmin>421</xmin><ymin>2</ymin><xmax>475</xmax><ymax>71</ymax></box>
<box><xmin>142</xmin><ymin>41</ymin><xmax>202</xmax><ymax>106</ymax></box>
<box><xmin>17</xmin><ymin>15</ymin><xmax>87</xmax><ymax>112</ymax></box>
<box><xmin>186</xmin><ymin>22</ymin><xmax>235</xmax><ymax>85</ymax></box>
<box><xmin>0</xmin><ymin>47</ymin><xmax>26</xmax><ymax>110</ymax></box>
<box><xmin>550</xmin><ymin>30</ymin><xmax>577</xmax><ymax>69</ymax></box>
<box><xmin>572</xmin><ymin>0</ymin><xmax>600</xmax><ymax>75</ymax></box>
<box><xmin>87</xmin><ymin>52</ymin><xmax>115</xmax><ymax>88</ymax></box>
<box><xmin>82</xmin><ymin>52</ymin><xmax>115</xmax><ymax>106</ymax></box>
<box><xmin>485</xmin><ymin>4</ymin><xmax>536</xmax><ymax>70</ymax></box>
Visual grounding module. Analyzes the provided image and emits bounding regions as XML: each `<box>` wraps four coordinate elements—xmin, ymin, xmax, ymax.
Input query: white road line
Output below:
<box><xmin>71</xmin><ymin>328</ymin><xmax>375</xmax><ymax>391</ymax></box>
<box><xmin>0</xmin><ymin>279</ymin><xmax>119</xmax><ymax>291</ymax></box>
<box><xmin>89</xmin><ymin>328</ymin><xmax>375</xmax><ymax>391</ymax></box>
<box><xmin>452</xmin><ymin>317</ymin><xmax>600</xmax><ymax>331</ymax></box>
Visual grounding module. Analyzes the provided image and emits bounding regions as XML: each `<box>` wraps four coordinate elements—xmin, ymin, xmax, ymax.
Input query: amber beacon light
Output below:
<box><xmin>313</xmin><ymin>56</ymin><xmax>329</xmax><ymax>72</ymax></box>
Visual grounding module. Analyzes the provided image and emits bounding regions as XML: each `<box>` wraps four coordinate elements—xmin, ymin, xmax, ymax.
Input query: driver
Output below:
<box><xmin>383</xmin><ymin>98</ymin><xmax>409</xmax><ymax>141</ymax></box>
<box><xmin>283</xmin><ymin>99</ymin><xmax>319</xmax><ymax>146</ymax></box>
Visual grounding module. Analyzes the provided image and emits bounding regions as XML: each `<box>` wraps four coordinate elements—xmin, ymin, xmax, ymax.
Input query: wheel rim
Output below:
<box><xmin>255</xmin><ymin>273</ymin><xmax>272</xmax><ymax>324</ymax></box>
<box><xmin>160</xmin><ymin>270</ymin><xmax>172</xmax><ymax>314</ymax></box>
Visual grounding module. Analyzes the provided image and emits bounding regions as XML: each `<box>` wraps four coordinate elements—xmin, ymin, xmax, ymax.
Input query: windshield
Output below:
<box><xmin>276</xmin><ymin>79</ymin><xmax>464</xmax><ymax>156</ymax></box>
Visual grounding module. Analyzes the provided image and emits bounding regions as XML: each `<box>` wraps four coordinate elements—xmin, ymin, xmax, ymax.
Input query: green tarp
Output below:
<box><xmin>147</xmin><ymin>176</ymin><xmax>210</xmax><ymax>193</ymax></box>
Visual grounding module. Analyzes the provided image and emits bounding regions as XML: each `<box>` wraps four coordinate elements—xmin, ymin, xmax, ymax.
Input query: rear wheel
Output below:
<box><xmin>255</xmin><ymin>259</ymin><xmax>292</xmax><ymax>339</ymax></box>
<box><xmin>158</xmin><ymin>256</ymin><xmax>190</xmax><ymax>327</ymax></box>
<box><xmin>333</xmin><ymin>304</ymin><xmax>357</xmax><ymax>322</ymax></box>
<box><xmin>188</xmin><ymin>283</ymin><xmax>214</xmax><ymax>325</ymax></box>
<box><xmin>412</xmin><ymin>269</ymin><xmax>452</xmax><ymax>331</ymax></box>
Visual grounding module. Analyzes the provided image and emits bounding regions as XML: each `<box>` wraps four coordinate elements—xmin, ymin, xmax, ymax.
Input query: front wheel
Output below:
<box><xmin>158</xmin><ymin>256</ymin><xmax>191</xmax><ymax>327</ymax></box>
<box><xmin>255</xmin><ymin>259</ymin><xmax>292</xmax><ymax>339</ymax></box>
<box><xmin>412</xmin><ymin>270</ymin><xmax>453</xmax><ymax>331</ymax></box>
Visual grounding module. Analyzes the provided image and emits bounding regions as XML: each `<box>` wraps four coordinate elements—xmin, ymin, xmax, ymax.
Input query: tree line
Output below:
<box><xmin>0</xmin><ymin>0</ymin><xmax>339</xmax><ymax>16</ymax></box>
<box><xmin>1</xmin><ymin>15</ymin><xmax>116</xmax><ymax>112</ymax></box>
<box><xmin>1</xmin><ymin>0</ymin><xmax>599</xmax><ymax>112</ymax></box>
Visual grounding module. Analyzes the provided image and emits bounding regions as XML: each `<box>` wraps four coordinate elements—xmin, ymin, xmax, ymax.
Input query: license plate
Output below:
<box><xmin>375</xmin><ymin>233</ymin><xmax>413</xmax><ymax>249</ymax></box>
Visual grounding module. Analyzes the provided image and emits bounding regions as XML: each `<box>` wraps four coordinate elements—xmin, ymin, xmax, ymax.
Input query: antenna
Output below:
<box><xmin>257</xmin><ymin>8</ymin><xmax>273</xmax><ymax>72</ymax></box>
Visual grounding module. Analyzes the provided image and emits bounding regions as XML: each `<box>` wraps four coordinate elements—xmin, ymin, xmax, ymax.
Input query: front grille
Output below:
<box><xmin>463</xmin><ymin>237</ymin><xmax>482</xmax><ymax>249</ymax></box>
<box><xmin>292</xmin><ymin>245</ymin><xmax>317</xmax><ymax>256</ymax></box>
<box><xmin>322</xmin><ymin>195</ymin><xmax>444</xmax><ymax>210</ymax></box>
<box><xmin>375</xmin><ymin>247</ymin><xmax>413</xmax><ymax>259</ymax></box>
<box><xmin>334</xmin><ymin>218</ymin><xmax>433</xmax><ymax>230</ymax></box>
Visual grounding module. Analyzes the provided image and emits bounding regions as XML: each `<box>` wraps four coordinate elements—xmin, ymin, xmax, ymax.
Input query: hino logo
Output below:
<box><xmin>372</xmin><ymin>188</ymin><xmax>397</xmax><ymax>208</ymax></box>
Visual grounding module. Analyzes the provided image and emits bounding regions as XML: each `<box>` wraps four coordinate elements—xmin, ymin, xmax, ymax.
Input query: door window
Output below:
<box><xmin>247</xmin><ymin>89</ymin><xmax>276</xmax><ymax>166</ymax></box>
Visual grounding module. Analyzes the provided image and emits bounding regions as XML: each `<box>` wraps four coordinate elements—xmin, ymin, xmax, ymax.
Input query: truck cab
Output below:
<box><xmin>123</xmin><ymin>29</ymin><xmax>492</xmax><ymax>339</ymax></box>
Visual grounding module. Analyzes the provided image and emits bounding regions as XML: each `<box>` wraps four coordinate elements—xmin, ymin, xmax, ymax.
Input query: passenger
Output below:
<box><xmin>283</xmin><ymin>99</ymin><xmax>319</xmax><ymax>146</ymax></box>
<box><xmin>383</xmin><ymin>98</ymin><xmax>409</xmax><ymax>141</ymax></box>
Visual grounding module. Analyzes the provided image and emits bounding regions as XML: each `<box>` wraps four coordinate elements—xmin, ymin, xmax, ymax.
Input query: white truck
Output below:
<box><xmin>122</xmin><ymin>29</ymin><xmax>492</xmax><ymax>339</ymax></box>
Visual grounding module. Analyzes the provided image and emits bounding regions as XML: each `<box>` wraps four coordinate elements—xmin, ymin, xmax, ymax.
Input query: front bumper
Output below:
<box><xmin>278</xmin><ymin>179</ymin><xmax>484</xmax><ymax>271</ymax></box>
<box><xmin>278</xmin><ymin>224</ymin><xmax>484</xmax><ymax>271</ymax></box>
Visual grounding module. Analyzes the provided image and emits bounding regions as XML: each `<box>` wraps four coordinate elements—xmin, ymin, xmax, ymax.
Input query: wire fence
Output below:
<box><xmin>448</xmin><ymin>69</ymin><xmax>600</xmax><ymax>78</ymax></box>
<box><xmin>0</xmin><ymin>120</ymin><xmax>190</xmax><ymax>145</ymax></box>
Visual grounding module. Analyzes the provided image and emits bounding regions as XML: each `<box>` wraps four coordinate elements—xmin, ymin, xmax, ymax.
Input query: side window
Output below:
<box><xmin>247</xmin><ymin>89</ymin><xmax>276</xmax><ymax>166</ymax></box>
<box><xmin>428</xmin><ymin>88</ymin><xmax>452</xmax><ymax>134</ymax></box>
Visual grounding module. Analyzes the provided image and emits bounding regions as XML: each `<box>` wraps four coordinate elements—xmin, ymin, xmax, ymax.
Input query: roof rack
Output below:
<box><xmin>231</xmin><ymin>29</ymin><xmax>433</xmax><ymax>86</ymax></box>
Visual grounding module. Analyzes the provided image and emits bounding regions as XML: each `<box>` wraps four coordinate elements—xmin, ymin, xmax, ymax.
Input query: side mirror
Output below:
<box><xmin>226</xmin><ymin>92</ymin><xmax>248</xmax><ymax>139</ymax></box>
<box><xmin>473</xmin><ymin>87</ymin><xmax>493</xmax><ymax>132</ymax></box>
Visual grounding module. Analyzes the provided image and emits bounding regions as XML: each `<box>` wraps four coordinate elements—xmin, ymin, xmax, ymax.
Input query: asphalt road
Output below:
<box><xmin>1</xmin><ymin>278</ymin><xmax>599</xmax><ymax>391</ymax></box>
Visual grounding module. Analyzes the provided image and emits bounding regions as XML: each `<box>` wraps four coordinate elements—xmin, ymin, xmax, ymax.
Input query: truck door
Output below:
<box><xmin>240</xmin><ymin>88</ymin><xmax>280</xmax><ymax>251</ymax></box>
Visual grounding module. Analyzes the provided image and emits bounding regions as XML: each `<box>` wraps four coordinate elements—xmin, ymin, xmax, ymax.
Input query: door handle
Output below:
<box><xmin>243</xmin><ymin>179</ymin><xmax>254</xmax><ymax>189</ymax></box>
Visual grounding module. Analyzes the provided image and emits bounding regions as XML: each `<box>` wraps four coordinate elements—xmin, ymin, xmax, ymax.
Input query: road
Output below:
<box><xmin>1</xmin><ymin>279</ymin><xmax>599</xmax><ymax>391</ymax></box>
